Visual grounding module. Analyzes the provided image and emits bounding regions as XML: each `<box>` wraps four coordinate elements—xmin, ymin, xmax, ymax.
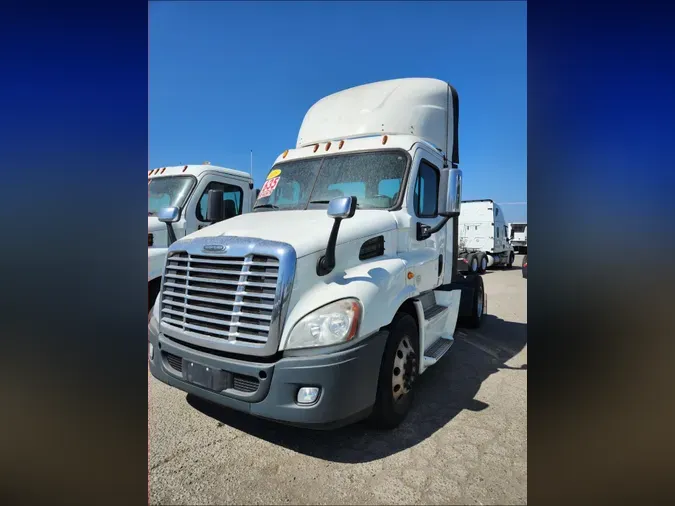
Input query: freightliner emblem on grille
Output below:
<box><xmin>203</xmin><ymin>244</ymin><xmax>226</xmax><ymax>252</ymax></box>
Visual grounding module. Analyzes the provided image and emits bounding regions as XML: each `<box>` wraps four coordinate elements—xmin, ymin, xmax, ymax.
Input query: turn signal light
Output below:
<box><xmin>282</xmin><ymin>149</ymin><xmax>289</xmax><ymax>159</ymax></box>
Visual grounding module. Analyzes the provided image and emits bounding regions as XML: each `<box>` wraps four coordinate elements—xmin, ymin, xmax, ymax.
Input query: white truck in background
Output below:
<box><xmin>457</xmin><ymin>199</ymin><xmax>515</xmax><ymax>274</ymax></box>
<box><xmin>148</xmin><ymin>78</ymin><xmax>487</xmax><ymax>430</ymax></box>
<box><xmin>508</xmin><ymin>222</ymin><xmax>527</xmax><ymax>253</ymax></box>
<box><xmin>148</xmin><ymin>163</ymin><xmax>256</xmax><ymax>311</ymax></box>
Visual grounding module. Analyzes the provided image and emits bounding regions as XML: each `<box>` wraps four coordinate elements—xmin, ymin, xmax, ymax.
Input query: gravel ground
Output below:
<box><xmin>149</xmin><ymin>256</ymin><xmax>527</xmax><ymax>505</ymax></box>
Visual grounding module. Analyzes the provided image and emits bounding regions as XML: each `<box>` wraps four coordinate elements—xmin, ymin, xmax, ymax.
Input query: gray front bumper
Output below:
<box><xmin>148</xmin><ymin>317</ymin><xmax>388</xmax><ymax>429</ymax></box>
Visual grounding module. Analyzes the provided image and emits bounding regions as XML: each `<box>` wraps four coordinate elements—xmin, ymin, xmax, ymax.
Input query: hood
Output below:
<box><xmin>183</xmin><ymin>210</ymin><xmax>398</xmax><ymax>258</ymax></box>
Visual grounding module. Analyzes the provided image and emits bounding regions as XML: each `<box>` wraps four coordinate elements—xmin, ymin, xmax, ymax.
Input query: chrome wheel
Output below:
<box><xmin>470</xmin><ymin>257</ymin><xmax>478</xmax><ymax>273</ymax></box>
<box><xmin>481</xmin><ymin>256</ymin><xmax>487</xmax><ymax>271</ymax></box>
<box><xmin>392</xmin><ymin>336</ymin><xmax>417</xmax><ymax>403</ymax></box>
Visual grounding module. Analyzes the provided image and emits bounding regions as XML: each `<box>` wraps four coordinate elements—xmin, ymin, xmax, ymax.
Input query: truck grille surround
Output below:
<box><xmin>159</xmin><ymin>236</ymin><xmax>296</xmax><ymax>357</ymax></box>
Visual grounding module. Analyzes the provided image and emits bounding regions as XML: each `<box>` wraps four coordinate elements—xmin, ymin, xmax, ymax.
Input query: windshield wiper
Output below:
<box><xmin>309</xmin><ymin>199</ymin><xmax>361</xmax><ymax>208</ymax></box>
<box><xmin>253</xmin><ymin>204</ymin><xmax>280</xmax><ymax>210</ymax></box>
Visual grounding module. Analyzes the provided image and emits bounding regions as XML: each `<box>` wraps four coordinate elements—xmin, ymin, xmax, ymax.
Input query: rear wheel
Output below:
<box><xmin>370</xmin><ymin>313</ymin><xmax>419</xmax><ymax>430</ymax></box>
<box><xmin>460</xmin><ymin>275</ymin><xmax>485</xmax><ymax>329</ymax></box>
<box><xmin>468</xmin><ymin>254</ymin><xmax>479</xmax><ymax>274</ymax></box>
<box><xmin>506</xmin><ymin>253</ymin><xmax>515</xmax><ymax>269</ymax></box>
<box><xmin>478</xmin><ymin>252</ymin><xmax>488</xmax><ymax>274</ymax></box>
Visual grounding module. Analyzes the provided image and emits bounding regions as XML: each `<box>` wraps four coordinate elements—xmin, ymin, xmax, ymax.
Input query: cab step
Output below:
<box><xmin>423</xmin><ymin>335</ymin><xmax>455</xmax><ymax>367</ymax></box>
<box><xmin>423</xmin><ymin>303</ymin><xmax>446</xmax><ymax>321</ymax></box>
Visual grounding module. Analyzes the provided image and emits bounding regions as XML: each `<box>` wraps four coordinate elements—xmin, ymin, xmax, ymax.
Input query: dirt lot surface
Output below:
<box><xmin>149</xmin><ymin>257</ymin><xmax>527</xmax><ymax>505</ymax></box>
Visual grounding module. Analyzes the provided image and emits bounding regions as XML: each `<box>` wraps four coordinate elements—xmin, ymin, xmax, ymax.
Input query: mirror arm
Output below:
<box><xmin>416</xmin><ymin>214</ymin><xmax>457</xmax><ymax>241</ymax></box>
<box><xmin>165</xmin><ymin>223</ymin><xmax>177</xmax><ymax>246</ymax></box>
<box><xmin>316</xmin><ymin>218</ymin><xmax>342</xmax><ymax>276</ymax></box>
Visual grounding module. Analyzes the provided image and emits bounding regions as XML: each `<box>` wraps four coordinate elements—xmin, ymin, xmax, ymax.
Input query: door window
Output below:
<box><xmin>196</xmin><ymin>182</ymin><xmax>243</xmax><ymax>221</ymax></box>
<box><xmin>413</xmin><ymin>160</ymin><xmax>439</xmax><ymax>218</ymax></box>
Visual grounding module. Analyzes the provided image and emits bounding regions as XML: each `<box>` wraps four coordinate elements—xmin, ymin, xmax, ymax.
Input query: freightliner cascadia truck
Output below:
<box><xmin>148</xmin><ymin>78</ymin><xmax>486</xmax><ymax>429</ymax></box>
<box><xmin>148</xmin><ymin>163</ymin><xmax>255</xmax><ymax>312</ymax></box>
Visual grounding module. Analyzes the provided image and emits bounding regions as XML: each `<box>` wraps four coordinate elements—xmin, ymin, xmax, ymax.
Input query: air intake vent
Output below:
<box><xmin>359</xmin><ymin>236</ymin><xmax>385</xmax><ymax>260</ymax></box>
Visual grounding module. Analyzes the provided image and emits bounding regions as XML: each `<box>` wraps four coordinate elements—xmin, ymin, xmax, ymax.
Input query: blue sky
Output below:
<box><xmin>149</xmin><ymin>1</ymin><xmax>527</xmax><ymax>222</ymax></box>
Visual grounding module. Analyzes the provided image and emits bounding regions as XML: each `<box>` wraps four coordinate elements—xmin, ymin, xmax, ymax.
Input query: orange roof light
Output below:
<box><xmin>338</xmin><ymin>140</ymin><xmax>344</xmax><ymax>149</ymax></box>
<box><xmin>313</xmin><ymin>144</ymin><xmax>319</xmax><ymax>153</ymax></box>
<box><xmin>325</xmin><ymin>142</ymin><xmax>332</xmax><ymax>151</ymax></box>
<box><xmin>382</xmin><ymin>135</ymin><xmax>388</xmax><ymax>145</ymax></box>
<box><xmin>182</xmin><ymin>165</ymin><xmax>188</xmax><ymax>172</ymax></box>
<box><xmin>282</xmin><ymin>150</ymin><xmax>289</xmax><ymax>159</ymax></box>
<box><xmin>160</xmin><ymin>167</ymin><xmax>166</xmax><ymax>174</ymax></box>
<box><xmin>148</xmin><ymin>170</ymin><xmax>152</xmax><ymax>176</ymax></box>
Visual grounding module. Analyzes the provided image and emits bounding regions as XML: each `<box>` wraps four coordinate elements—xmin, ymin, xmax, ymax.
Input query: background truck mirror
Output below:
<box><xmin>206</xmin><ymin>189</ymin><xmax>225</xmax><ymax>222</ymax></box>
<box><xmin>157</xmin><ymin>206</ymin><xmax>180</xmax><ymax>245</ymax></box>
<box><xmin>158</xmin><ymin>206</ymin><xmax>180</xmax><ymax>223</ymax></box>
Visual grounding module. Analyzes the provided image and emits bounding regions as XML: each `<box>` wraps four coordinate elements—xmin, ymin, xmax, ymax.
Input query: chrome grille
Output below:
<box><xmin>160</xmin><ymin>252</ymin><xmax>280</xmax><ymax>346</ymax></box>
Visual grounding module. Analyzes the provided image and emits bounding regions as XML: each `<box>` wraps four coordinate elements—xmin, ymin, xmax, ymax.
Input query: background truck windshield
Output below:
<box><xmin>148</xmin><ymin>176</ymin><xmax>196</xmax><ymax>216</ymax></box>
<box><xmin>254</xmin><ymin>151</ymin><xmax>407</xmax><ymax>211</ymax></box>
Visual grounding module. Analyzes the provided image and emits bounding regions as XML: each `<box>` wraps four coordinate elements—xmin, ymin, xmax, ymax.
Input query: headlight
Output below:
<box><xmin>285</xmin><ymin>298</ymin><xmax>362</xmax><ymax>350</ymax></box>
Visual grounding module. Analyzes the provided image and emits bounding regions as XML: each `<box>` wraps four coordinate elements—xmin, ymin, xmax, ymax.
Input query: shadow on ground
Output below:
<box><xmin>187</xmin><ymin>314</ymin><xmax>527</xmax><ymax>463</ymax></box>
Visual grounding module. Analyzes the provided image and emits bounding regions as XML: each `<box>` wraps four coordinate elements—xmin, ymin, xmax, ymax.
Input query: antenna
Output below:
<box><xmin>250</xmin><ymin>150</ymin><xmax>253</xmax><ymax>179</ymax></box>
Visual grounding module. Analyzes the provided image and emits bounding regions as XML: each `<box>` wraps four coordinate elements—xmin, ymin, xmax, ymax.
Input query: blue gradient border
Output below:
<box><xmin>0</xmin><ymin>0</ymin><xmax>673</xmax><ymax>504</ymax></box>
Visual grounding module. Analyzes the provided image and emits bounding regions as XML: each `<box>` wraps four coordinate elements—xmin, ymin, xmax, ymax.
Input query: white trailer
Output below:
<box><xmin>458</xmin><ymin>199</ymin><xmax>515</xmax><ymax>273</ymax></box>
<box><xmin>508</xmin><ymin>222</ymin><xmax>527</xmax><ymax>253</ymax></box>
<box><xmin>148</xmin><ymin>78</ymin><xmax>487</xmax><ymax>430</ymax></box>
<box><xmin>148</xmin><ymin>163</ymin><xmax>255</xmax><ymax>311</ymax></box>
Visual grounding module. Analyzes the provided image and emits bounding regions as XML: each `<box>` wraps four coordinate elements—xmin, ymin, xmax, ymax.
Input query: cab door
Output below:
<box><xmin>405</xmin><ymin>146</ymin><xmax>446</xmax><ymax>294</ymax></box>
<box><xmin>184</xmin><ymin>173</ymin><xmax>247</xmax><ymax>235</ymax></box>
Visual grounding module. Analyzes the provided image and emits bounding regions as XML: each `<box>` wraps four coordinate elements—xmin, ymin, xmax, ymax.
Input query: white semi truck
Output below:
<box><xmin>148</xmin><ymin>78</ymin><xmax>487</xmax><ymax>430</ymax></box>
<box><xmin>508</xmin><ymin>222</ymin><xmax>528</xmax><ymax>253</ymax></box>
<box><xmin>457</xmin><ymin>199</ymin><xmax>515</xmax><ymax>274</ymax></box>
<box><xmin>148</xmin><ymin>163</ymin><xmax>255</xmax><ymax>311</ymax></box>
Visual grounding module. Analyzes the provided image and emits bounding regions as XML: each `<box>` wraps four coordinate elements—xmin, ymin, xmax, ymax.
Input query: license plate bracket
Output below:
<box><xmin>183</xmin><ymin>360</ymin><xmax>230</xmax><ymax>392</ymax></box>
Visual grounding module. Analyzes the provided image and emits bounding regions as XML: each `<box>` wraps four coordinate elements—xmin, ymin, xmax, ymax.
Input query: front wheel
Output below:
<box><xmin>370</xmin><ymin>313</ymin><xmax>419</xmax><ymax>430</ymax></box>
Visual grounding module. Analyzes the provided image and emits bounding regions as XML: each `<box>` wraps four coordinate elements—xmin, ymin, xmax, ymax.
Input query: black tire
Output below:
<box><xmin>464</xmin><ymin>275</ymin><xmax>485</xmax><ymax>329</ymax></box>
<box><xmin>522</xmin><ymin>255</ymin><xmax>528</xmax><ymax>279</ymax></box>
<box><xmin>370</xmin><ymin>313</ymin><xmax>419</xmax><ymax>430</ymax></box>
<box><xmin>149</xmin><ymin>278</ymin><xmax>161</xmax><ymax>319</ymax></box>
<box><xmin>477</xmin><ymin>252</ymin><xmax>488</xmax><ymax>274</ymax></box>
<box><xmin>506</xmin><ymin>252</ymin><xmax>515</xmax><ymax>269</ymax></box>
<box><xmin>468</xmin><ymin>254</ymin><xmax>479</xmax><ymax>274</ymax></box>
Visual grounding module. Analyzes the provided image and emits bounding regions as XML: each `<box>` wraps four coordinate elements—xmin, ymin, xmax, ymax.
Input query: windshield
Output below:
<box><xmin>148</xmin><ymin>176</ymin><xmax>196</xmax><ymax>216</ymax></box>
<box><xmin>253</xmin><ymin>151</ymin><xmax>407</xmax><ymax>212</ymax></box>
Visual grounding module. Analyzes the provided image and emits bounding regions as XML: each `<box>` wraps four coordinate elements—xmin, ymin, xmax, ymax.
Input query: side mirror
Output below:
<box><xmin>157</xmin><ymin>206</ymin><xmax>180</xmax><ymax>245</ymax></box>
<box><xmin>417</xmin><ymin>169</ymin><xmax>462</xmax><ymax>241</ymax></box>
<box><xmin>327</xmin><ymin>196</ymin><xmax>357</xmax><ymax>219</ymax></box>
<box><xmin>158</xmin><ymin>206</ymin><xmax>180</xmax><ymax>223</ymax></box>
<box><xmin>206</xmin><ymin>189</ymin><xmax>224</xmax><ymax>222</ymax></box>
<box><xmin>317</xmin><ymin>196</ymin><xmax>358</xmax><ymax>276</ymax></box>
<box><xmin>438</xmin><ymin>168</ymin><xmax>462</xmax><ymax>217</ymax></box>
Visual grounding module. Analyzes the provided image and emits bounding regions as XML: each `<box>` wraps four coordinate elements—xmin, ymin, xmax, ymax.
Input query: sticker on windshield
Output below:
<box><xmin>266</xmin><ymin>169</ymin><xmax>281</xmax><ymax>180</ymax></box>
<box><xmin>258</xmin><ymin>176</ymin><xmax>280</xmax><ymax>199</ymax></box>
